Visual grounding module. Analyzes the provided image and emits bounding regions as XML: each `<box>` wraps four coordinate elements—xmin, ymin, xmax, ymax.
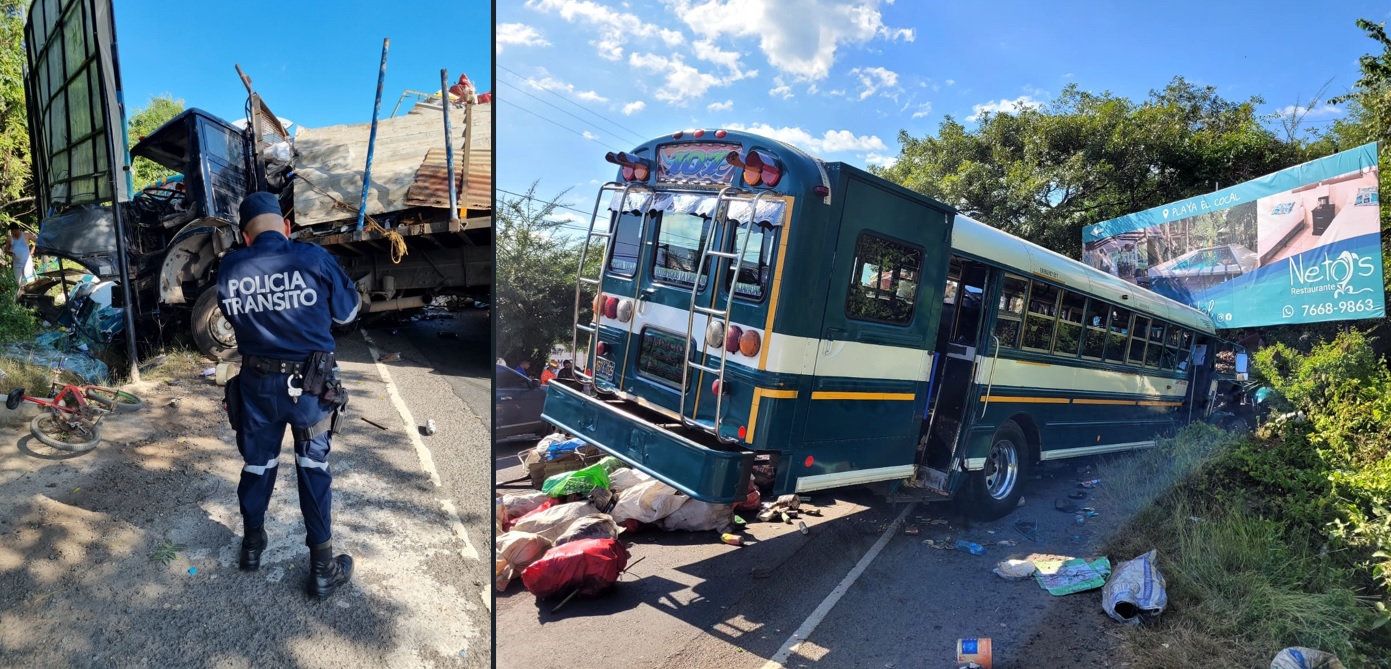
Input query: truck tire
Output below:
<box><xmin>962</xmin><ymin>421</ymin><xmax>1028</xmax><ymax>521</ymax></box>
<box><xmin>192</xmin><ymin>288</ymin><xmax>240</xmax><ymax>360</ymax></box>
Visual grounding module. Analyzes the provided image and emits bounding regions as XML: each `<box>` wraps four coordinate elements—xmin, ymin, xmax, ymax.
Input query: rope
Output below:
<box><xmin>292</xmin><ymin>173</ymin><xmax>409</xmax><ymax>264</ymax></box>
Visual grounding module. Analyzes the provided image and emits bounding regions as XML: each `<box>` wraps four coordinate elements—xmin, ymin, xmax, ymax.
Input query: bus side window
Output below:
<box><xmin>845</xmin><ymin>232</ymin><xmax>923</xmax><ymax>325</ymax></box>
<box><xmin>1022</xmin><ymin>280</ymin><xmax>1061</xmax><ymax>352</ymax></box>
<box><xmin>993</xmin><ymin>274</ymin><xmax>1029</xmax><ymax>348</ymax></box>
<box><xmin>608</xmin><ymin>211</ymin><xmax>643</xmax><ymax>277</ymax></box>
<box><xmin>1080</xmin><ymin>299</ymin><xmax>1108</xmax><ymax>360</ymax></box>
<box><xmin>1104</xmin><ymin>306</ymin><xmax>1133</xmax><ymax>364</ymax></box>
<box><xmin>1128</xmin><ymin>316</ymin><xmax>1151</xmax><ymax>366</ymax></box>
<box><xmin>1144</xmin><ymin>321</ymin><xmax>1166</xmax><ymax>368</ymax></box>
<box><xmin>1053</xmin><ymin>290</ymin><xmax>1087</xmax><ymax>357</ymax></box>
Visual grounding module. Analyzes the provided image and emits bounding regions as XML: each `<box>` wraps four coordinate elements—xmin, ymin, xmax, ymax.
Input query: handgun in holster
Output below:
<box><xmin>223</xmin><ymin>373</ymin><xmax>244</xmax><ymax>433</ymax></box>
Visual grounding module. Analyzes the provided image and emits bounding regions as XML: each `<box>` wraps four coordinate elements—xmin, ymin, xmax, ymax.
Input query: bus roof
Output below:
<box><xmin>951</xmin><ymin>214</ymin><xmax>1218</xmax><ymax>334</ymax></box>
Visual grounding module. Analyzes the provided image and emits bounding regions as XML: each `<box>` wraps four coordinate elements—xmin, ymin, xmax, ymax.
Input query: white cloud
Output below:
<box><xmin>667</xmin><ymin>0</ymin><xmax>914</xmax><ymax>80</ymax></box>
<box><xmin>582</xmin><ymin>130</ymin><xmax>600</xmax><ymax>141</ymax></box>
<box><xmin>945</xmin><ymin>79</ymin><xmax>955</xmax><ymax>86</ymax></box>
<box><xmin>622</xmin><ymin>100</ymin><xmax>646</xmax><ymax>115</ymax></box>
<box><xmin>692</xmin><ymin>39</ymin><xmax>755</xmax><ymax>80</ymax></box>
<box><xmin>851</xmin><ymin>66</ymin><xmax>898</xmax><ymax>100</ymax></box>
<box><xmin>769</xmin><ymin>75</ymin><xmax>794</xmax><ymax>99</ymax></box>
<box><xmin>864</xmin><ymin>152</ymin><xmax>898</xmax><ymax>168</ymax></box>
<box><xmin>724</xmin><ymin>122</ymin><xmax>887</xmax><ymax>155</ymax></box>
<box><xmin>910</xmin><ymin>101</ymin><xmax>932</xmax><ymax>118</ymax></box>
<box><xmin>708</xmin><ymin>99</ymin><xmax>734</xmax><ymax>112</ymax></box>
<box><xmin>1276</xmin><ymin>103</ymin><xmax>1343</xmax><ymax>119</ymax></box>
<box><xmin>496</xmin><ymin>23</ymin><xmax>551</xmax><ymax>52</ymax></box>
<box><xmin>527</xmin><ymin>0</ymin><xmax>685</xmax><ymax>61</ymax></box>
<box><xmin>967</xmin><ymin>95</ymin><xmax>1043</xmax><ymax>121</ymax></box>
<box><xmin>629</xmin><ymin>52</ymin><xmax>725</xmax><ymax>105</ymax></box>
<box><xmin>526</xmin><ymin>74</ymin><xmax>611</xmax><ymax>103</ymax></box>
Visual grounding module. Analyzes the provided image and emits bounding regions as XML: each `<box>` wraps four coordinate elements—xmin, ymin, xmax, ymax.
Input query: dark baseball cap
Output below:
<box><xmin>238</xmin><ymin>192</ymin><xmax>283</xmax><ymax>230</ymax></box>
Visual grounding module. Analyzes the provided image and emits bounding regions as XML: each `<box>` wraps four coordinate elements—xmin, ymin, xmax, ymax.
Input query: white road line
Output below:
<box><xmin>361</xmin><ymin>332</ymin><xmax>482</xmax><ymax>567</ymax></box>
<box><xmin>361</xmin><ymin>331</ymin><xmax>442</xmax><ymax>488</ymax></box>
<box><xmin>761</xmin><ymin>502</ymin><xmax>918</xmax><ymax>669</ymax></box>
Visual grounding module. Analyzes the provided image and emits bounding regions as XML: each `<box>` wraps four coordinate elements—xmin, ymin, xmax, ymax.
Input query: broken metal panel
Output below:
<box><xmin>292</xmin><ymin>101</ymin><xmax>492</xmax><ymax>228</ymax></box>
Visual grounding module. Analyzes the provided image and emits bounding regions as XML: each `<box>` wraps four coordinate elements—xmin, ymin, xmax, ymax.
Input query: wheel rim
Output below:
<box><xmin>40</xmin><ymin>415</ymin><xmax>96</xmax><ymax>444</ymax></box>
<box><xmin>984</xmin><ymin>437</ymin><xmax>1020</xmax><ymax>501</ymax></box>
<box><xmin>206</xmin><ymin>306</ymin><xmax>237</xmax><ymax>348</ymax></box>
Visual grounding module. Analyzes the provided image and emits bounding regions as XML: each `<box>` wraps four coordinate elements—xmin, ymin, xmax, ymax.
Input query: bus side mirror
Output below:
<box><xmin>1235</xmin><ymin>353</ymin><xmax>1249</xmax><ymax>381</ymax></box>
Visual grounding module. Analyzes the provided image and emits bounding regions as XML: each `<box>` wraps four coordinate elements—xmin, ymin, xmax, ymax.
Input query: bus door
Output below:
<box><xmin>800</xmin><ymin>177</ymin><xmax>949</xmax><ymax>463</ymax></box>
<box><xmin>917</xmin><ymin>257</ymin><xmax>991</xmax><ymax>489</ymax></box>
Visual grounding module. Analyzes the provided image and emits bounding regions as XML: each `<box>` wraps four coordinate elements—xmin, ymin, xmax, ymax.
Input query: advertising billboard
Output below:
<box><xmin>1082</xmin><ymin>143</ymin><xmax>1383</xmax><ymax>328</ymax></box>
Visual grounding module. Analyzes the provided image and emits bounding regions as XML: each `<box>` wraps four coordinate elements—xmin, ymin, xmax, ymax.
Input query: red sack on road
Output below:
<box><xmin>734</xmin><ymin>487</ymin><xmax>761</xmax><ymax>512</ymax></box>
<box><xmin>505</xmin><ymin>497</ymin><xmax>558</xmax><ymax>532</ymax></box>
<box><xmin>520</xmin><ymin>538</ymin><xmax>630</xmax><ymax>600</ymax></box>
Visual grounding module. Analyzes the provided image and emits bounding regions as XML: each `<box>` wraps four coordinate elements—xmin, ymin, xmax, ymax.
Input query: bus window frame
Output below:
<box><xmin>1103</xmin><ymin>306</ymin><xmax>1134</xmax><ymax>365</ymax></box>
<box><xmin>648</xmin><ymin>210</ymin><xmax>714</xmax><ymax>292</ymax></box>
<box><xmin>1021</xmin><ymin>278</ymin><xmax>1062</xmax><ymax>353</ymax></box>
<box><xmin>843</xmin><ymin>230</ymin><xmax>925</xmax><ymax>327</ymax></box>
<box><xmin>722</xmin><ymin>220</ymin><xmax>778</xmax><ymax>305</ymax></box>
<box><xmin>1052</xmin><ymin>288</ymin><xmax>1088</xmax><ymax>358</ymax></box>
<box><xmin>605</xmin><ymin>209</ymin><xmax>645</xmax><ymax>280</ymax></box>
<box><xmin>993</xmin><ymin>273</ymin><xmax>1030</xmax><ymax>349</ymax></box>
<box><xmin>1080</xmin><ymin>298</ymin><xmax>1109</xmax><ymax>361</ymax></box>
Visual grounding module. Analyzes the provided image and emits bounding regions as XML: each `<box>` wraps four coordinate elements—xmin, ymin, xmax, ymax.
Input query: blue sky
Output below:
<box><xmin>110</xmin><ymin>0</ymin><xmax>492</xmax><ymax>132</ymax></box>
<box><xmin>497</xmin><ymin>0</ymin><xmax>1391</xmax><ymax>231</ymax></box>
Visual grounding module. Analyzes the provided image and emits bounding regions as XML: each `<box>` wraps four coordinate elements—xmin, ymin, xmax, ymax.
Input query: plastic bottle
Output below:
<box><xmin>425</xmin><ymin>419</ymin><xmax>437</xmax><ymax>435</ymax></box>
<box><xmin>954</xmin><ymin>539</ymin><xmax>986</xmax><ymax>555</ymax></box>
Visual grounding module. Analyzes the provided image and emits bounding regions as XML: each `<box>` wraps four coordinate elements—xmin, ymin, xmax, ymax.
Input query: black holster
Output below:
<box><xmin>224</xmin><ymin>373</ymin><xmax>244</xmax><ymax>433</ymax></box>
<box><xmin>301</xmin><ymin>351</ymin><xmax>337</xmax><ymax>396</ymax></box>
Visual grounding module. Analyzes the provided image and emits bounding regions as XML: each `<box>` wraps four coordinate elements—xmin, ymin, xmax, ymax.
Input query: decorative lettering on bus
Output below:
<box><xmin>657</xmin><ymin>142</ymin><xmax>740</xmax><ymax>184</ymax></box>
<box><xmin>638</xmin><ymin>328</ymin><xmax>689</xmax><ymax>387</ymax></box>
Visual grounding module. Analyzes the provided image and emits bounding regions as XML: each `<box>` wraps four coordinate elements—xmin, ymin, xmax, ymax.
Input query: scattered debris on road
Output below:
<box><xmin>1102</xmin><ymin>550</ymin><xmax>1168</xmax><ymax>624</ymax></box>
<box><xmin>377</xmin><ymin>352</ymin><xmax>401</xmax><ymax>363</ymax></box>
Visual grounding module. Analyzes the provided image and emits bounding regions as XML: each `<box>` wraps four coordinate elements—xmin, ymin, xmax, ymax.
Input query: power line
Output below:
<box><xmin>497</xmin><ymin>186</ymin><xmax>600</xmax><ymax>219</ymax></box>
<box><xmin>497</xmin><ymin>97</ymin><xmax>628</xmax><ymax>152</ymax></box>
<box><xmin>497</xmin><ymin>79</ymin><xmax>641</xmax><ymax>150</ymax></box>
<box><xmin>498</xmin><ymin>64</ymin><xmax>648</xmax><ymax>144</ymax></box>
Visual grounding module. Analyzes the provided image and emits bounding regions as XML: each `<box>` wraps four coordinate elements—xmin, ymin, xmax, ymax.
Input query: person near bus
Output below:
<box><xmin>217</xmin><ymin>192</ymin><xmax>361</xmax><ymax>599</ymax></box>
<box><xmin>6</xmin><ymin>223</ymin><xmax>36</xmax><ymax>290</ymax></box>
<box><xmin>515</xmin><ymin>359</ymin><xmax>532</xmax><ymax>378</ymax></box>
<box><xmin>556</xmin><ymin>359</ymin><xmax>575</xmax><ymax>381</ymax></box>
<box><xmin>540</xmin><ymin>361</ymin><xmax>557</xmax><ymax>385</ymax></box>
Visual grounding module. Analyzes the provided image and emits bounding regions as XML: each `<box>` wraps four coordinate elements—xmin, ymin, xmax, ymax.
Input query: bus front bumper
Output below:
<box><xmin>541</xmin><ymin>380</ymin><xmax>754</xmax><ymax>504</ymax></box>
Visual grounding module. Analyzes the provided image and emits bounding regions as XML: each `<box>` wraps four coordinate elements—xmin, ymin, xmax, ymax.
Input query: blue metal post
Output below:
<box><xmin>357</xmin><ymin>38</ymin><xmax>391</xmax><ymax>231</ymax></box>
<box><xmin>440</xmin><ymin>69</ymin><xmax>458</xmax><ymax>219</ymax></box>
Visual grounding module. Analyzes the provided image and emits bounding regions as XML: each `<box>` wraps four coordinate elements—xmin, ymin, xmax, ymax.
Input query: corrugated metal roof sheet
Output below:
<box><xmin>291</xmin><ymin>100</ymin><xmax>491</xmax><ymax>227</ymax></box>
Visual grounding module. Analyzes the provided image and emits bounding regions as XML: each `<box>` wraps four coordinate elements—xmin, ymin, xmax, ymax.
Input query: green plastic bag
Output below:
<box><xmin>541</xmin><ymin>462</ymin><xmax>611</xmax><ymax>497</ymax></box>
<box><xmin>595</xmin><ymin>456</ymin><xmax>626</xmax><ymax>475</ymax></box>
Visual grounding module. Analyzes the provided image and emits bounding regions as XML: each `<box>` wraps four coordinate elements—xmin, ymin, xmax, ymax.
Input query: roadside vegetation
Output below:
<box><xmin>1095</xmin><ymin>331</ymin><xmax>1391</xmax><ymax>668</ymax></box>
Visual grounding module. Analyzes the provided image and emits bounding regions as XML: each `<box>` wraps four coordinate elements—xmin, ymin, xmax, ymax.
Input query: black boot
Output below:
<box><xmin>308</xmin><ymin>541</ymin><xmax>354</xmax><ymax>599</ymax></box>
<box><xmin>240</xmin><ymin>526</ymin><xmax>267</xmax><ymax>571</ymax></box>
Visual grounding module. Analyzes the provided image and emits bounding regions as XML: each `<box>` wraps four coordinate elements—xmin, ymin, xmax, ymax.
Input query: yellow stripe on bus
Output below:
<box><xmin>759</xmin><ymin>197</ymin><xmax>794</xmax><ymax>372</ymax></box>
<box><xmin>979</xmin><ymin>395</ymin><xmax>1071</xmax><ymax>404</ymax></box>
<box><xmin>746</xmin><ymin>387</ymin><xmax>799</xmax><ymax>441</ymax></box>
<box><xmin>1072</xmin><ymin>398</ymin><xmax>1139</xmax><ymax>406</ymax></box>
<box><xmin>812</xmin><ymin>391</ymin><xmax>916</xmax><ymax>401</ymax></box>
<box><xmin>1138</xmin><ymin>400</ymin><xmax>1183</xmax><ymax>407</ymax></box>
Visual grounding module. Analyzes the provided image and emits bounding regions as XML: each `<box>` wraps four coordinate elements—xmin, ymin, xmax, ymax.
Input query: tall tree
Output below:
<box><xmin>127</xmin><ymin>95</ymin><xmax>185</xmax><ymax>188</ymax></box>
<box><xmin>874</xmin><ymin>77</ymin><xmax>1298</xmax><ymax>259</ymax></box>
<box><xmin>496</xmin><ymin>182</ymin><xmax>596</xmax><ymax>369</ymax></box>
<box><xmin>0</xmin><ymin>0</ymin><xmax>32</xmax><ymax>228</ymax></box>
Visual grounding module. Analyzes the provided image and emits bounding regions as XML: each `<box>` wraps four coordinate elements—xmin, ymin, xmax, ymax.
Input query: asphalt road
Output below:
<box><xmin>0</xmin><ymin>308</ymin><xmax>493</xmax><ymax>668</ymax></box>
<box><xmin>495</xmin><ymin>455</ymin><xmax>1134</xmax><ymax>669</ymax></box>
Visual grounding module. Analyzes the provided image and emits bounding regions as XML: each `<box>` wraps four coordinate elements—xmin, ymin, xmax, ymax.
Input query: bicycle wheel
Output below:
<box><xmin>85</xmin><ymin>388</ymin><xmax>144</xmax><ymax>413</ymax></box>
<box><xmin>30</xmin><ymin>413</ymin><xmax>101</xmax><ymax>452</ymax></box>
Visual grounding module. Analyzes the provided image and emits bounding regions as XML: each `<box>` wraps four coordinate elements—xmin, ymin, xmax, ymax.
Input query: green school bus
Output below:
<box><xmin>541</xmin><ymin>129</ymin><xmax>1243</xmax><ymax>519</ymax></box>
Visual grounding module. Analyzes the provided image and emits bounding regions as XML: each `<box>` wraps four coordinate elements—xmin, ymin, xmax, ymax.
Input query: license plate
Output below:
<box><xmin>594</xmin><ymin>356</ymin><xmax>615</xmax><ymax>382</ymax></box>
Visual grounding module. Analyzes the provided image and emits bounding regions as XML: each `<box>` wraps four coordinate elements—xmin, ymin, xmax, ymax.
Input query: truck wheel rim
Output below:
<box><xmin>985</xmin><ymin>438</ymin><xmax>1019</xmax><ymax>501</ymax></box>
<box><xmin>211</xmin><ymin>311</ymin><xmax>237</xmax><ymax>347</ymax></box>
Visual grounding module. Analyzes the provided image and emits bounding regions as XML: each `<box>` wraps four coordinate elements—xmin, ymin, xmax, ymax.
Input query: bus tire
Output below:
<box><xmin>964</xmin><ymin>421</ymin><xmax>1027</xmax><ymax>521</ymax></box>
<box><xmin>191</xmin><ymin>288</ymin><xmax>240</xmax><ymax>361</ymax></box>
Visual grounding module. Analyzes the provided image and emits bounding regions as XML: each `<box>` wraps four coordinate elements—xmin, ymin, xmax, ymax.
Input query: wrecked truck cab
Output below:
<box><xmin>33</xmin><ymin>205</ymin><xmax>121</xmax><ymax>278</ymax></box>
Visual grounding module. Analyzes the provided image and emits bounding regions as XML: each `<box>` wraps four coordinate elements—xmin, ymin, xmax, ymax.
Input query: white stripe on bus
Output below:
<box><xmin>975</xmin><ymin>357</ymin><xmax>1188</xmax><ymax>400</ymax></box>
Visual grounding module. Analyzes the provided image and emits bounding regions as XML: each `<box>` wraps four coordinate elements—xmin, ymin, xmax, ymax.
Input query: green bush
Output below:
<box><xmin>1249</xmin><ymin>330</ymin><xmax>1391</xmax><ymax>615</ymax></box>
<box><xmin>0</xmin><ymin>270</ymin><xmax>38</xmax><ymax>343</ymax></box>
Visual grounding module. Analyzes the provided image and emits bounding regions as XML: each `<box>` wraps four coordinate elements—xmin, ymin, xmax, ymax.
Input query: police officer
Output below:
<box><xmin>218</xmin><ymin>192</ymin><xmax>361</xmax><ymax>599</ymax></box>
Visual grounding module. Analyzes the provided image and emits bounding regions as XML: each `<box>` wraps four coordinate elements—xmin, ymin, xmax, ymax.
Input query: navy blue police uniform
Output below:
<box><xmin>218</xmin><ymin>192</ymin><xmax>360</xmax><ymax>598</ymax></box>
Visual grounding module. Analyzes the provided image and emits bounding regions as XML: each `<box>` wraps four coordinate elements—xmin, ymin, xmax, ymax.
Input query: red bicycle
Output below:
<box><xmin>6</xmin><ymin>382</ymin><xmax>143</xmax><ymax>452</ymax></box>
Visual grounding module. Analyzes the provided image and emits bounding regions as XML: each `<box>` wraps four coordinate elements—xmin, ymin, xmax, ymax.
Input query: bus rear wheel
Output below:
<box><xmin>963</xmin><ymin>421</ymin><xmax>1028</xmax><ymax>521</ymax></box>
<box><xmin>191</xmin><ymin>288</ymin><xmax>240</xmax><ymax>361</ymax></box>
